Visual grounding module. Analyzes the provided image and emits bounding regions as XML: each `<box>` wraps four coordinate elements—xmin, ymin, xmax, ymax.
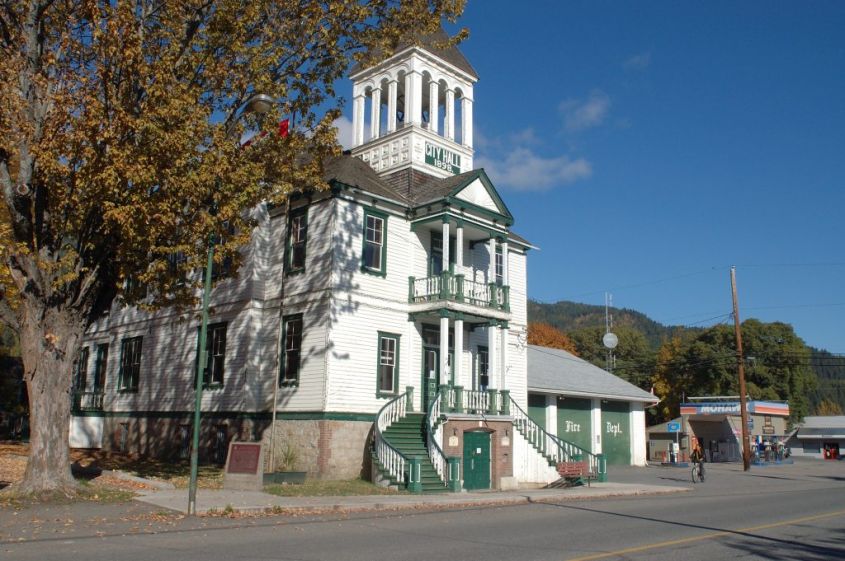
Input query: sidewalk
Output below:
<box><xmin>135</xmin><ymin>481</ymin><xmax>689</xmax><ymax>515</ymax></box>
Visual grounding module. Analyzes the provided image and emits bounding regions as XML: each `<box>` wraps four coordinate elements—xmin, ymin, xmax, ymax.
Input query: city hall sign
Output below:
<box><xmin>425</xmin><ymin>142</ymin><xmax>461</xmax><ymax>175</ymax></box>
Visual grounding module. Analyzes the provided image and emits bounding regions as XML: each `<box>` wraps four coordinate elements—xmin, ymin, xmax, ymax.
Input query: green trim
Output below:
<box><xmin>285</xmin><ymin>206</ymin><xmax>308</xmax><ymax>275</ymax></box>
<box><xmin>376</xmin><ymin>331</ymin><xmax>401</xmax><ymax>398</ymax></box>
<box><xmin>280</xmin><ymin>314</ymin><xmax>303</xmax><ymax>387</ymax></box>
<box><xmin>71</xmin><ymin>410</ymin><xmax>377</xmax><ymax>422</ymax></box>
<box><xmin>361</xmin><ymin>207</ymin><xmax>388</xmax><ymax>277</ymax></box>
<box><xmin>410</xmin><ymin>213</ymin><xmax>510</xmax><ymax>237</ymax></box>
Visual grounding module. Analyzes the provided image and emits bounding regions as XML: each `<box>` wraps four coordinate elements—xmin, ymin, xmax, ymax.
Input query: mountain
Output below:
<box><xmin>527</xmin><ymin>299</ymin><xmax>699</xmax><ymax>349</ymax></box>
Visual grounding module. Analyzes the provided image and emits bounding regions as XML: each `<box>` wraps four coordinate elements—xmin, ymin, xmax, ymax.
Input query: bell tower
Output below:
<box><xmin>349</xmin><ymin>30</ymin><xmax>478</xmax><ymax>179</ymax></box>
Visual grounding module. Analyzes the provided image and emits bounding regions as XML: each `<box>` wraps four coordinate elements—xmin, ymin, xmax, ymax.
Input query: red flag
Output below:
<box><xmin>278</xmin><ymin>118</ymin><xmax>290</xmax><ymax>137</ymax></box>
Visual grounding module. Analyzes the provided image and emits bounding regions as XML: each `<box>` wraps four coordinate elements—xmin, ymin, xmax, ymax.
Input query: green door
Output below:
<box><xmin>601</xmin><ymin>400</ymin><xmax>631</xmax><ymax>465</ymax></box>
<box><xmin>557</xmin><ymin>397</ymin><xmax>592</xmax><ymax>452</ymax></box>
<box><xmin>463</xmin><ymin>431</ymin><xmax>491</xmax><ymax>490</ymax></box>
<box><xmin>422</xmin><ymin>348</ymin><xmax>439</xmax><ymax>411</ymax></box>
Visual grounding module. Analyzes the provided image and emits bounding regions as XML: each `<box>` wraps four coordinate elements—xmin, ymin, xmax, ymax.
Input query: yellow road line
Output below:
<box><xmin>565</xmin><ymin>509</ymin><xmax>845</xmax><ymax>561</ymax></box>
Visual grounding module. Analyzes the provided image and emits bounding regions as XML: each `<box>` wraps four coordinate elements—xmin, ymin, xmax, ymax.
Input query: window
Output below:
<box><xmin>211</xmin><ymin>221</ymin><xmax>236</xmax><ymax>280</ymax></box>
<box><xmin>429</xmin><ymin>232</ymin><xmax>456</xmax><ymax>276</ymax></box>
<box><xmin>495</xmin><ymin>243</ymin><xmax>504</xmax><ymax>286</ymax></box>
<box><xmin>73</xmin><ymin>347</ymin><xmax>90</xmax><ymax>391</ymax></box>
<box><xmin>287</xmin><ymin>209</ymin><xmax>307</xmax><ymax>273</ymax></box>
<box><xmin>118</xmin><ymin>336</ymin><xmax>143</xmax><ymax>391</ymax></box>
<box><xmin>362</xmin><ymin>209</ymin><xmax>387</xmax><ymax>275</ymax></box>
<box><xmin>94</xmin><ymin>343</ymin><xmax>109</xmax><ymax>391</ymax></box>
<box><xmin>377</xmin><ymin>333</ymin><xmax>401</xmax><ymax>396</ymax></box>
<box><xmin>477</xmin><ymin>346</ymin><xmax>489</xmax><ymax>391</ymax></box>
<box><xmin>198</xmin><ymin>323</ymin><xmax>227</xmax><ymax>387</ymax></box>
<box><xmin>280</xmin><ymin>315</ymin><xmax>303</xmax><ymax>386</ymax></box>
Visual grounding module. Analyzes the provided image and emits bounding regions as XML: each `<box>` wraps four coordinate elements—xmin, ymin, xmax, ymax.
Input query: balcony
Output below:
<box><xmin>73</xmin><ymin>391</ymin><xmax>104</xmax><ymax>412</ymax></box>
<box><xmin>409</xmin><ymin>272</ymin><xmax>509</xmax><ymax>313</ymax></box>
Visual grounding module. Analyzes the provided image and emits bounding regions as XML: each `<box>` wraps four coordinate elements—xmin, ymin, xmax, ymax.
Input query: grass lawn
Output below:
<box><xmin>264</xmin><ymin>479</ymin><xmax>405</xmax><ymax>497</ymax></box>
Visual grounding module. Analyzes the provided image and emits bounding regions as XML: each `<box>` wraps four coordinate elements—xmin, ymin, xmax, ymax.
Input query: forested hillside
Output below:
<box><xmin>529</xmin><ymin>300</ymin><xmax>844</xmax><ymax>422</ymax></box>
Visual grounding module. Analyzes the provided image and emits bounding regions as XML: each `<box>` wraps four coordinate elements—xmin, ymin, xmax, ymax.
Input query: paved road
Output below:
<box><xmin>2</xmin><ymin>459</ymin><xmax>844</xmax><ymax>560</ymax></box>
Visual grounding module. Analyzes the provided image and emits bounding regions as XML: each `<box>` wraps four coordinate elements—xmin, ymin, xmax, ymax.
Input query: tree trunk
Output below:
<box><xmin>15</xmin><ymin>303</ymin><xmax>83</xmax><ymax>494</ymax></box>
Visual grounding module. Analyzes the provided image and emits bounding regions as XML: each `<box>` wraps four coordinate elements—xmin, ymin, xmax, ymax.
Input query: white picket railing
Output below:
<box><xmin>374</xmin><ymin>390</ymin><xmax>409</xmax><ymax>485</ymax></box>
<box><xmin>508</xmin><ymin>394</ymin><xmax>598</xmax><ymax>475</ymax></box>
<box><xmin>425</xmin><ymin>389</ymin><xmax>449</xmax><ymax>484</ymax></box>
<box><xmin>462</xmin><ymin>388</ymin><xmax>491</xmax><ymax>414</ymax></box>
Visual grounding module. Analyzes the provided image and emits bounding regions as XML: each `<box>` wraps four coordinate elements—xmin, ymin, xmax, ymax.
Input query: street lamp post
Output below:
<box><xmin>187</xmin><ymin>94</ymin><xmax>276</xmax><ymax>516</ymax></box>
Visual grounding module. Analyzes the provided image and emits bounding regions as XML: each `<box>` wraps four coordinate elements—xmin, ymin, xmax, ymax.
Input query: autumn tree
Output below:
<box><xmin>0</xmin><ymin>0</ymin><xmax>466</xmax><ymax>495</ymax></box>
<box><xmin>527</xmin><ymin>322</ymin><xmax>578</xmax><ymax>354</ymax></box>
<box><xmin>815</xmin><ymin>399</ymin><xmax>844</xmax><ymax>416</ymax></box>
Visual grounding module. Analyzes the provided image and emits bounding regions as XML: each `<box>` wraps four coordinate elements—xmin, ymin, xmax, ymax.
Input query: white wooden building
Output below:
<box><xmin>71</xmin><ymin>30</ymin><xmax>600</xmax><ymax>491</ymax></box>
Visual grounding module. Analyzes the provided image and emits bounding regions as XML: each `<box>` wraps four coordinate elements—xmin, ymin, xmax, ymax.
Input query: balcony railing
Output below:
<box><xmin>73</xmin><ymin>390</ymin><xmax>104</xmax><ymax>412</ymax></box>
<box><xmin>409</xmin><ymin>272</ymin><xmax>509</xmax><ymax>312</ymax></box>
<box><xmin>441</xmin><ymin>384</ymin><xmax>510</xmax><ymax>416</ymax></box>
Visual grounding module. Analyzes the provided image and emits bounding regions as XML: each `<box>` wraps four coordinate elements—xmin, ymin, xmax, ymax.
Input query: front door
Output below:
<box><xmin>463</xmin><ymin>431</ymin><xmax>491</xmax><ymax>490</ymax></box>
<box><xmin>422</xmin><ymin>348</ymin><xmax>439</xmax><ymax>411</ymax></box>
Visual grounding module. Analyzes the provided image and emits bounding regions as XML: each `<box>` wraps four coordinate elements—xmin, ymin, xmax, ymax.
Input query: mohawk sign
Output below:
<box><xmin>680</xmin><ymin>401</ymin><xmax>790</xmax><ymax>417</ymax></box>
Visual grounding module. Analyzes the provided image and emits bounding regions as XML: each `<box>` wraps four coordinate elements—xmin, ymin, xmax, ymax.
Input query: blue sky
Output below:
<box><xmin>344</xmin><ymin>1</ymin><xmax>845</xmax><ymax>351</ymax></box>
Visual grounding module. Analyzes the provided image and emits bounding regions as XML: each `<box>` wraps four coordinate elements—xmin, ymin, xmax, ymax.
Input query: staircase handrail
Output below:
<box><xmin>374</xmin><ymin>390</ymin><xmax>411</xmax><ymax>485</ymax></box>
<box><xmin>425</xmin><ymin>387</ymin><xmax>449</xmax><ymax>485</ymax></box>
<box><xmin>507</xmin><ymin>394</ymin><xmax>598</xmax><ymax>475</ymax></box>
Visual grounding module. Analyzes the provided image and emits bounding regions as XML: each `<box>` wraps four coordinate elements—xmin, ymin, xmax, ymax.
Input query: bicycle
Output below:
<box><xmin>691</xmin><ymin>461</ymin><xmax>705</xmax><ymax>483</ymax></box>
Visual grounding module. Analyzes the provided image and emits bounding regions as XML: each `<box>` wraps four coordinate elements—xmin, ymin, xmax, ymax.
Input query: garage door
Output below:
<box><xmin>527</xmin><ymin>393</ymin><xmax>547</xmax><ymax>430</ymax></box>
<box><xmin>556</xmin><ymin>397</ymin><xmax>592</xmax><ymax>452</ymax></box>
<box><xmin>601</xmin><ymin>400</ymin><xmax>631</xmax><ymax>465</ymax></box>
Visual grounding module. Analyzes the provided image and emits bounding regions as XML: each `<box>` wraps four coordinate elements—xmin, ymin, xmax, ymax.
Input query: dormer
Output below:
<box><xmin>349</xmin><ymin>29</ymin><xmax>478</xmax><ymax>180</ymax></box>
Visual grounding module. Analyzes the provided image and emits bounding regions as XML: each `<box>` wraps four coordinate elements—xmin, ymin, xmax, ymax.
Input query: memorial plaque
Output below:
<box><xmin>227</xmin><ymin>443</ymin><xmax>261</xmax><ymax>474</ymax></box>
<box><xmin>223</xmin><ymin>441</ymin><xmax>265</xmax><ymax>491</ymax></box>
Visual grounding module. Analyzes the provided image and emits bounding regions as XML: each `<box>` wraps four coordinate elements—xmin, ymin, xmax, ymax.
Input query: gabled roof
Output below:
<box><xmin>324</xmin><ymin>155</ymin><xmax>411</xmax><ymax>205</ymax></box>
<box><xmin>411</xmin><ymin>169</ymin><xmax>513</xmax><ymax>224</ymax></box>
<box><xmin>528</xmin><ymin>345</ymin><xmax>658</xmax><ymax>403</ymax></box>
<box><xmin>351</xmin><ymin>27</ymin><xmax>478</xmax><ymax>80</ymax></box>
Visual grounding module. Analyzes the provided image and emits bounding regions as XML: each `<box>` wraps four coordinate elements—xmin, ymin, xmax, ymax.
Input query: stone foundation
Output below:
<box><xmin>262</xmin><ymin>419</ymin><xmax>373</xmax><ymax>479</ymax></box>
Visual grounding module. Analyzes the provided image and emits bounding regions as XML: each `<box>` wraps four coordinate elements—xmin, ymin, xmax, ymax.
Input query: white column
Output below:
<box><xmin>440</xmin><ymin>315</ymin><xmax>449</xmax><ymax>386</ymax></box>
<box><xmin>441</xmin><ymin>220</ymin><xmax>450</xmax><ymax>272</ymax></box>
<box><xmin>429</xmin><ymin>80</ymin><xmax>440</xmax><ymax>134</ymax></box>
<box><xmin>461</xmin><ymin>96</ymin><xmax>473</xmax><ymax>148</ymax></box>
<box><xmin>405</xmin><ymin>71</ymin><xmax>423</xmax><ymax>126</ymax></box>
<box><xmin>370</xmin><ymin>88</ymin><xmax>381</xmax><ymax>140</ymax></box>
<box><xmin>455</xmin><ymin>223</ymin><xmax>463</xmax><ymax>274</ymax></box>
<box><xmin>454</xmin><ymin>318</ymin><xmax>464</xmax><ymax>387</ymax></box>
<box><xmin>487</xmin><ymin>323</ymin><xmax>497</xmax><ymax>390</ymax></box>
<box><xmin>487</xmin><ymin>237</ymin><xmax>496</xmax><ymax>283</ymax></box>
<box><xmin>352</xmin><ymin>94</ymin><xmax>365</xmax><ymax>147</ymax></box>
<box><xmin>387</xmin><ymin>80</ymin><xmax>398</xmax><ymax>133</ymax></box>
<box><xmin>444</xmin><ymin>88</ymin><xmax>455</xmax><ymax>141</ymax></box>
<box><xmin>501</xmin><ymin>240</ymin><xmax>509</xmax><ymax>286</ymax></box>
<box><xmin>546</xmin><ymin>395</ymin><xmax>557</xmax><ymax>436</ymax></box>
<box><xmin>499</xmin><ymin>325</ymin><xmax>508</xmax><ymax>390</ymax></box>
<box><xmin>592</xmin><ymin>398</ymin><xmax>603</xmax><ymax>455</ymax></box>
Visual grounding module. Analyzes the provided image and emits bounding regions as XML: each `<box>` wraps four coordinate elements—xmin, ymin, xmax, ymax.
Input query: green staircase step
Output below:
<box><xmin>375</xmin><ymin>413</ymin><xmax>448</xmax><ymax>494</ymax></box>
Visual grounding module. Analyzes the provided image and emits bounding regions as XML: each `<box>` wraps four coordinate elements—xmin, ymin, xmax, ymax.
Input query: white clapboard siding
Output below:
<box><xmin>325</xmin><ymin>292</ymin><xmax>410</xmax><ymax>413</ymax></box>
<box><xmin>508</xmin><ymin>250</ymin><xmax>528</xmax><ymax>326</ymax></box>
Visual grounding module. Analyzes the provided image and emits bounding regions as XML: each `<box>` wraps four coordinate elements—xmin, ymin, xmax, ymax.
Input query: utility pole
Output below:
<box><xmin>730</xmin><ymin>266</ymin><xmax>752</xmax><ymax>471</ymax></box>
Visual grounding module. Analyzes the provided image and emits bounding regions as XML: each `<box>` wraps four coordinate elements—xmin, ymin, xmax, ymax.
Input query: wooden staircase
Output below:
<box><xmin>377</xmin><ymin>413</ymin><xmax>449</xmax><ymax>494</ymax></box>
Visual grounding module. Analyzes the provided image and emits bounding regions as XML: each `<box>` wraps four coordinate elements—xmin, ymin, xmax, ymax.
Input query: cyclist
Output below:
<box><xmin>690</xmin><ymin>444</ymin><xmax>705</xmax><ymax>482</ymax></box>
